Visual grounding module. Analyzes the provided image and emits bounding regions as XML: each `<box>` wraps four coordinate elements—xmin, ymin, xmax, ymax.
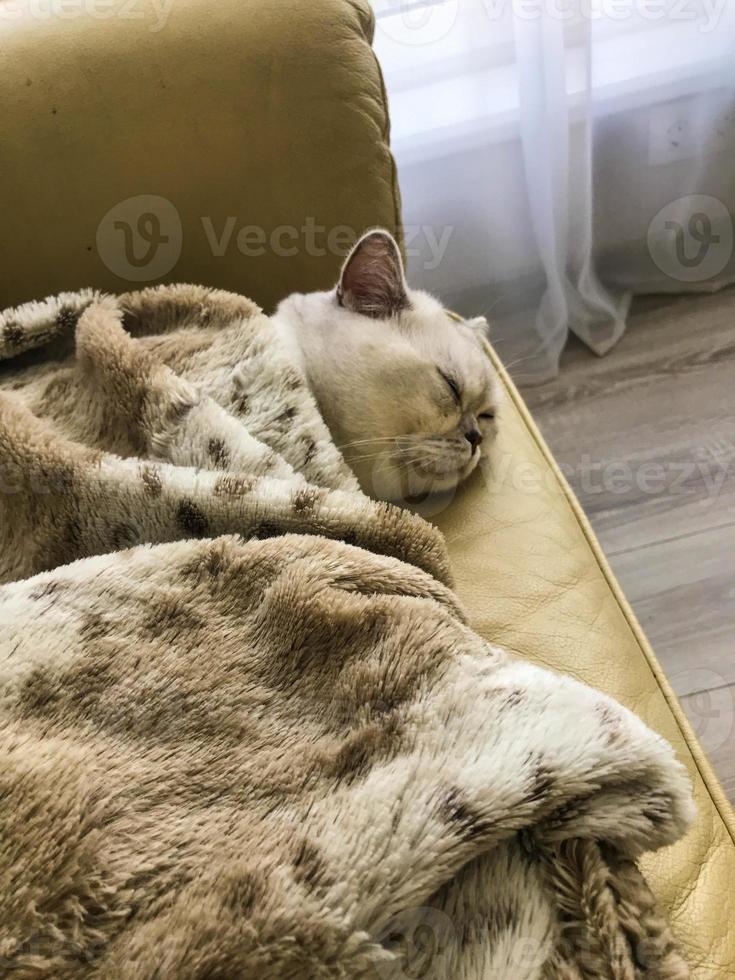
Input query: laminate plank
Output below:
<box><xmin>518</xmin><ymin>309</ymin><xmax>735</xmax><ymax>553</ymax></box>
<box><xmin>518</xmin><ymin>291</ymin><xmax>735</xmax><ymax>414</ymax></box>
<box><xmin>607</xmin><ymin>524</ymin><xmax>735</xmax><ymax>695</ymax></box>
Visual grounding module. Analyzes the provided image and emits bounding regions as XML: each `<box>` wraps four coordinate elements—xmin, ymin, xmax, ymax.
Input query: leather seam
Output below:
<box><xmin>484</xmin><ymin>340</ymin><xmax>735</xmax><ymax>849</ymax></box>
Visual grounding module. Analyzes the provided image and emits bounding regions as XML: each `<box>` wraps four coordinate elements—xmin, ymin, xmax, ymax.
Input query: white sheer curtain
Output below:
<box><xmin>372</xmin><ymin>0</ymin><xmax>735</xmax><ymax>381</ymax></box>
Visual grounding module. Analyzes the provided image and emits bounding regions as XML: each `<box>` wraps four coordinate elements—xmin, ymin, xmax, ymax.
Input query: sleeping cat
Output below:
<box><xmin>273</xmin><ymin>229</ymin><xmax>500</xmax><ymax>502</ymax></box>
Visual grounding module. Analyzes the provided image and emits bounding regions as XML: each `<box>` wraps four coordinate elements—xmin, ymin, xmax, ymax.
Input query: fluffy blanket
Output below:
<box><xmin>0</xmin><ymin>286</ymin><xmax>694</xmax><ymax>979</ymax></box>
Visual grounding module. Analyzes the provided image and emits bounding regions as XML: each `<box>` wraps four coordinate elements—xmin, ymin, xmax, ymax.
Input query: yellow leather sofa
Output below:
<box><xmin>3</xmin><ymin>0</ymin><xmax>733</xmax><ymax>974</ymax></box>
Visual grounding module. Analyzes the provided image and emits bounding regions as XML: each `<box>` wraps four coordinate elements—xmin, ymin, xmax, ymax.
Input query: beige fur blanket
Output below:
<box><xmin>0</xmin><ymin>286</ymin><xmax>694</xmax><ymax>978</ymax></box>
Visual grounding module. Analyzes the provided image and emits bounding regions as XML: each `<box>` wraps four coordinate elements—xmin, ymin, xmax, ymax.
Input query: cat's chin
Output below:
<box><xmin>412</xmin><ymin>452</ymin><xmax>480</xmax><ymax>494</ymax></box>
<box><xmin>357</xmin><ymin>451</ymin><xmax>480</xmax><ymax>502</ymax></box>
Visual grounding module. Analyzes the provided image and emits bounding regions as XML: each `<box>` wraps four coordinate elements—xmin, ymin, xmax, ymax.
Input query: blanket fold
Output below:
<box><xmin>0</xmin><ymin>286</ymin><xmax>694</xmax><ymax>979</ymax></box>
<box><xmin>0</xmin><ymin>286</ymin><xmax>450</xmax><ymax>585</ymax></box>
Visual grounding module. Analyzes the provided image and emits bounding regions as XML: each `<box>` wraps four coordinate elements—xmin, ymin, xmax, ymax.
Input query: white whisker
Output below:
<box><xmin>500</xmin><ymin>353</ymin><xmax>541</xmax><ymax>371</ymax></box>
<box><xmin>346</xmin><ymin>454</ymin><xmax>390</xmax><ymax>464</ymax></box>
<box><xmin>338</xmin><ymin>436</ymin><xmax>398</xmax><ymax>450</ymax></box>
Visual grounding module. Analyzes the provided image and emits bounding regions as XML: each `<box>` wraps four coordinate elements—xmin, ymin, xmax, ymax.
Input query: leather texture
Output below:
<box><xmin>434</xmin><ymin>351</ymin><xmax>735</xmax><ymax>978</ymax></box>
<box><xmin>0</xmin><ymin>0</ymin><xmax>400</xmax><ymax>313</ymax></box>
<box><xmin>4</xmin><ymin>0</ymin><xmax>733</xmax><ymax>972</ymax></box>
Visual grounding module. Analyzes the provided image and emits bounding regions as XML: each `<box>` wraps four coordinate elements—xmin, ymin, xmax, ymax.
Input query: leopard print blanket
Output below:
<box><xmin>0</xmin><ymin>285</ymin><xmax>693</xmax><ymax>978</ymax></box>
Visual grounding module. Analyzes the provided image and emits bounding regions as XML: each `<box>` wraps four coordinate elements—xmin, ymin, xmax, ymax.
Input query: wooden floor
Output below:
<box><xmin>517</xmin><ymin>290</ymin><xmax>735</xmax><ymax>805</ymax></box>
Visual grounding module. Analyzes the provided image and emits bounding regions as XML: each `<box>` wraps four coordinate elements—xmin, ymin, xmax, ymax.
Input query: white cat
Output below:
<box><xmin>273</xmin><ymin>229</ymin><xmax>500</xmax><ymax>502</ymax></box>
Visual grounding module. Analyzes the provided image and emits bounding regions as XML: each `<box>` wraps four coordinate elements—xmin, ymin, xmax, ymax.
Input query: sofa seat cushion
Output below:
<box><xmin>433</xmin><ymin>349</ymin><xmax>735</xmax><ymax>978</ymax></box>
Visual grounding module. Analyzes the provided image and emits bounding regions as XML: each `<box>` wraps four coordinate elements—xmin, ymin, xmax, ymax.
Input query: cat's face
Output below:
<box><xmin>275</xmin><ymin>230</ymin><xmax>500</xmax><ymax>502</ymax></box>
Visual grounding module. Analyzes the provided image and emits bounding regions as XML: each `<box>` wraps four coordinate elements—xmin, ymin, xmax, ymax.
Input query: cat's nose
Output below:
<box><xmin>465</xmin><ymin>429</ymin><xmax>483</xmax><ymax>453</ymax></box>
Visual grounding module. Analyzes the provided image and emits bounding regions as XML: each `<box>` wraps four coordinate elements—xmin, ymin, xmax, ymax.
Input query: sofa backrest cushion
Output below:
<box><xmin>1</xmin><ymin>0</ymin><xmax>401</xmax><ymax>312</ymax></box>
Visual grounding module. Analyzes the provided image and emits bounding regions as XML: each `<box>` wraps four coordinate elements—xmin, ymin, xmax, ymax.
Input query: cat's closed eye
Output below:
<box><xmin>479</xmin><ymin>411</ymin><xmax>495</xmax><ymax>420</ymax></box>
<box><xmin>439</xmin><ymin>369</ymin><xmax>462</xmax><ymax>405</ymax></box>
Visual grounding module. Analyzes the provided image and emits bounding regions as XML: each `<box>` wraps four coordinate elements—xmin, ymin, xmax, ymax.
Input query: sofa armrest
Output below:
<box><xmin>434</xmin><ymin>346</ymin><xmax>735</xmax><ymax>978</ymax></box>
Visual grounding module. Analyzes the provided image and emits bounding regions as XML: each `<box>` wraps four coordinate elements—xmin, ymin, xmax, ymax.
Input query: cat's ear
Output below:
<box><xmin>465</xmin><ymin>316</ymin><xmax>489</xmax><ymax>336</ymax></box>
<box><xmin>337</xmin><ymin>230</ymin><xmax>408</xmax><ymax>318</ymax></box>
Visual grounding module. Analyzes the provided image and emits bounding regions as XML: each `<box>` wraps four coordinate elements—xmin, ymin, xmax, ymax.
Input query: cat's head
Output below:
<box><xmin>276</xmin><ymin>229</ymin><xmax>500</xmax><ymax>502</ymax></box>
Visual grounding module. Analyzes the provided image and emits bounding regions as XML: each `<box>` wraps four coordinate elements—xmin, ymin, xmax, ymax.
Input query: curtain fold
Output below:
<box><xmin>373</xmin><ymin>0</ymin><xmax>735</xmax><ymax>381</ymax></box>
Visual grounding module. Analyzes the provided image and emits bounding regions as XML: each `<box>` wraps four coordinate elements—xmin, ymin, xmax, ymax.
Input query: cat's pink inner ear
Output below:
<box><xmin>338</xmin><ymin>231</ymin><xmax>408</xmax><ymax>319</ymax></box>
